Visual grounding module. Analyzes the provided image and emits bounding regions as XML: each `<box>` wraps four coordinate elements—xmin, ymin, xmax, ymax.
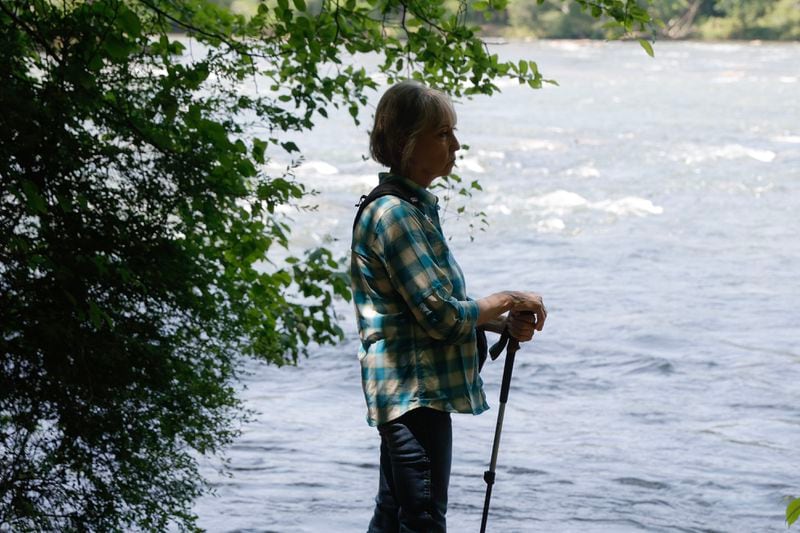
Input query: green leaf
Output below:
<box><xmin>104</xmin><ymin>34</ymin><xmax>130</xmax><ymax>61</ymax></box>
<box><xmin>161</xmin><ymin>95</ymin><xmax>178</xmax><ymax>120</ymax></box>
<box><xmin>472</xmin><ymin>0</ymin><xmax>489</xmax><ymax>11</ymax></box>
<box><xmin>117</xmin><ymin>7</ymin><xmax>142</xmax><ymax>37</ymax></box>
<box><xmin>237</xmin><ymin>159</ymin><xmax>257</xmax><ymax>177</ymax></box>
<box><xmin>281</xmin><ymin>141</ymin><xmax>299</xmax><ymax>153</ymax></box>
<box><xmin>186</xmin><ymin>62</ymin><xmax>210</xmax><ymax>88</ymax></box>
<box><xmin>200</xmin><ymin>119</ymin><xmax>229</xmax><ymax>147</ymax></box>
<box><xmin>20</xmin><ymin>180</ymin><xmax>47</xmax><ymax>214</ymax></box>
<box><xmin>88</xmin><ymin>301</ymin><xmax>105</xmax><ymax>329</ymax></box>
<box><xmin>253</xmin><ymin>138</ymin><xmax>267</xmax><ymax>163</ymax></box>
<box><xmin>638</xmin><ymin>39</ymin><xmax>655</xmax><ymax>58</ymax></box>
<box><xmin>292</xmin><ymin>0</ymin><xmax>306</xmax><ymax>11</ymax></box>
<box><xmin>56</xmin><ymin>194</ymin><xmax>74</xmax><ymax>213</ymax></box>
<box><xmin>788</xmin><ymin>497</ymin><xmax>800</xmax><ymax>526</ymax></box>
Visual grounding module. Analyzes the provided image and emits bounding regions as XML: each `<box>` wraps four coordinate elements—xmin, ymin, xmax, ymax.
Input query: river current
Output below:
<box><xmin>192</xmin><ymin>41</ymin><xmax>799</xmax><ymax>532</ymax></box>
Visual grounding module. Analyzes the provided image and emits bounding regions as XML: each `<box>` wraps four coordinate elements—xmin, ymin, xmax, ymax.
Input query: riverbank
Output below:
<box><xmin>476</xmin><ymin>11</ymin><xmax>800</xmax><ymax>42</ymax></box>
<box><xmin>220</xmin><ymin>0</ymin><xmax>800</xmax><ymax>42</ymax></box>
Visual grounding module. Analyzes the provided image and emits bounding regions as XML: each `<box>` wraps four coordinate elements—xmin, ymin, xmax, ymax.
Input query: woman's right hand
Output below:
<box><xmin>507</xmin><ymin>311</ymin><xmax>536</xmax><ymax>342</ymax></box>
<box><xmin>476</xmin><ymin>290</ymin><xmax>547</xmax><ymax>332</ymax></box>
<box><xmin>505</xmin><ymin>291</ymin><xmax>547</xmax><ymax>333</ymax></box>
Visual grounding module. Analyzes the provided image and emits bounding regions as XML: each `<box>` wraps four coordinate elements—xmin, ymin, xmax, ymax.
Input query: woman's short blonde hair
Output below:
<box><xmin>369</xmin><ymin>80</ymin><xmax>456</xmax><ymax>175</ymax></box>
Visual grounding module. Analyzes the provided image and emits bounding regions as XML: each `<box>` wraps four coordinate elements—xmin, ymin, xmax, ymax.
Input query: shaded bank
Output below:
<box><xmin>218</xmin><ymin>0</ymin><xmax>800</xmax><ymax>41</ymax></box>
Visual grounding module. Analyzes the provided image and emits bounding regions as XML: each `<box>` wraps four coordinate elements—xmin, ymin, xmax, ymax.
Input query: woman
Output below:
<box><xmin>351</xmin><ymin>80</ymin><xmax>546</xmax><ymax>532</ymax></box>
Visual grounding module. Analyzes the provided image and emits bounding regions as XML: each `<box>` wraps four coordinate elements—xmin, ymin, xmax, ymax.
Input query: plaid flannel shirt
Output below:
<box><xmin>351</xmin><ymin>173</ymin><xmax>489</xmax><ymax>427</ymax></box>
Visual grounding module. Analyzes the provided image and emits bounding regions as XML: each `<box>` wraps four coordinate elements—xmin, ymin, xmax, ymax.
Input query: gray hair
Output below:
<box><xmin>369</xmin><ymin>80</ymin><xmax>456</xmax><ymax>175</ymax></box>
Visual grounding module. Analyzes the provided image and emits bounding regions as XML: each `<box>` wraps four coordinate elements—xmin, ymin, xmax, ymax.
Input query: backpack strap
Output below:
<box><xmin>352</xmin><ymin>180</ymin><xmax>422</xmax><ymax>231</ymax></box>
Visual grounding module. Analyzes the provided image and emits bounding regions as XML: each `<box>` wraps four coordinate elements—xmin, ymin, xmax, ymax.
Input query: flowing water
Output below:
<box><xmin>193</xmin><ymin>41</ymin><xmax>800</xmax><ymax>532</ymax></box>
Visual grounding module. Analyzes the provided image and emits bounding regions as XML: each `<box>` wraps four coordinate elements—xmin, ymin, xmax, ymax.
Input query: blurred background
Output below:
<box><xmin>214</xmin><ymin>0</ymin><xmax>800</xmax><ymax>41</ymax></box>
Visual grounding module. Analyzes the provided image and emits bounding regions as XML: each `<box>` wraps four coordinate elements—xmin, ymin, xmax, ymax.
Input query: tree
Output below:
<box><xmin>0</xmin><ymin>0</ymin><xmax>655</xmax><ymax>529</ymax></box>
<box><xmin>652</xmin><ymin>0</ymin><xmax>705</xmax><ymax>39</ymax></box>
<box><xmin>704</xmin><ymin>0</ymin><xmax>800</xmax><ymax>39</ymax></box>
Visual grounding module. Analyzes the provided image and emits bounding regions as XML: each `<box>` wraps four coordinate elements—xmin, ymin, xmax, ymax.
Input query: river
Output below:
<box><xmin>192</xmin><ymin>40</ymin><xmax>800</xmax><ymax>532</ymax></box>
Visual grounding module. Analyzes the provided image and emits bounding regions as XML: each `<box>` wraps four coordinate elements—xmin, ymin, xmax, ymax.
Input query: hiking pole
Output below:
<box><xmin>479</xmin><ymin>325</ymin><xmax>522</xmax><ymax>533</ymax></box>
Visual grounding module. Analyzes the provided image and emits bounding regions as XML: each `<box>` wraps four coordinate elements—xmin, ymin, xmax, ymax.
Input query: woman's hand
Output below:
<box><xmin>507</xmin><ymin>311</ymin><xmax>537</xmax><ymax>342</ymax></box>
<box><xmin>506</xmin><ymin>291</ymin><xmax>546</xmax><ymax>334</ymax></box>
<box><xmin>476</xmin><ymin>291</ymin><xmax>547</xmax><ymax>333</ymax></box>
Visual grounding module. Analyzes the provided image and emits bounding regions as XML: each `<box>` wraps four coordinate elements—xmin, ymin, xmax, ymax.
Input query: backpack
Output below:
<box><xmin>353</xmin><ymin>180</ymin><xmax>489</xmax><ymax>370</ymax></box>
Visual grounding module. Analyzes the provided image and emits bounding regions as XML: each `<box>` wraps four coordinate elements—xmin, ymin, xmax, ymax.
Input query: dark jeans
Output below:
<box><xmin>367</xmin><ymin>407</ymin><xmax>452</xmax><ymax>533</ymax></box>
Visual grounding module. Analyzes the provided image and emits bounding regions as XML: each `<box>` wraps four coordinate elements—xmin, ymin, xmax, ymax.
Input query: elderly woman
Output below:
<box><xmin>351</xmin><ymin>80</ymin><xmax>546</xmax><ymax>532</ymax></box>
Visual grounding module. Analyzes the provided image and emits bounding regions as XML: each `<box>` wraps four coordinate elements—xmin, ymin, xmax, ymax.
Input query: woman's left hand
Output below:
<box><xmin>507</xmin><ymin>310</ymin><xmax>537</xmax><ymax>342</ymax></box>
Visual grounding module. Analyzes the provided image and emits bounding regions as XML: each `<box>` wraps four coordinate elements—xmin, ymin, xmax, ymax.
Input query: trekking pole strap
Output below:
<box><xmin>499</xmin><ymin>344</ymin><xmax>518</xmax><ymax>403</ymax></box>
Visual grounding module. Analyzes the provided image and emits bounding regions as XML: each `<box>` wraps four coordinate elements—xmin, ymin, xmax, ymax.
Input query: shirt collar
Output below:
<box><xmin>378</xmin><ymin>172</ymin><xmax>439</xmax><ymax>208</ymax></box>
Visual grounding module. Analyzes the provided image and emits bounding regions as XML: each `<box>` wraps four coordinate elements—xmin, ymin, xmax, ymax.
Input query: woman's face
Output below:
<box><xmin>407</xmin><ymin>118</ymin><xmax>460</xmax><ymax>188</ymax></box>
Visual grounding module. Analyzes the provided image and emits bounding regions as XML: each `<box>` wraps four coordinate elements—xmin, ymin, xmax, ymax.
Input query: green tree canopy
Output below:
<box><xmin>0</xmin><ymin>0</ymin><xmax>655</xmax><ymax>529</ymax></box>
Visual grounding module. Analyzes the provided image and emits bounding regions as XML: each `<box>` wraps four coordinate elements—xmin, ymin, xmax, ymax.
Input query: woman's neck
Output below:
<box><xmin>391</xmin><ymin>168</ymin><xmax>433</xmax><ymax>189</ymax></box>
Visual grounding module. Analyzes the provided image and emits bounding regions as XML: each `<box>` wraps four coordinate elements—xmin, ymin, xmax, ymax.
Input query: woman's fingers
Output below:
<box><xmin>508</xmin><ymin>315</ymin><xmax>535</xmax><ymax>341</ymax></box>
<box><xmin>509</xmin><ymin>292</ymin><xmax>546</xmax><ymax>331</ymax></box>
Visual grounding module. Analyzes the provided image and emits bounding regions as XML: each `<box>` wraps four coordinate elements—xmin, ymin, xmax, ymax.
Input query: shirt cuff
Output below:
<box><xmin>458</xmin><ymin>298</ymin><xmax>480</xmax><ymax>334</ymax></box>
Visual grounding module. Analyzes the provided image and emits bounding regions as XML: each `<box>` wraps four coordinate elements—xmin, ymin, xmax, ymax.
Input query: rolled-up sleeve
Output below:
<box><xmin>372</xmin><ymin>203</ymin><xmax>478</xmax><ymax>344</ymax></box>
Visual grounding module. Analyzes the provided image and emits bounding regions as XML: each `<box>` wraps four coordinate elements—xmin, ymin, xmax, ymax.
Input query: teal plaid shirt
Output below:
<box><xmin>351</xmin><ymin>173</ymin><xmax>488</xmax><ymax>427</ymax></box>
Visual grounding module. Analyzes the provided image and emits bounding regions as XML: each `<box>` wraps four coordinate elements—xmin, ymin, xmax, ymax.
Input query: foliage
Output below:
<box><xmin>789</xmin><ymin>496</ymin><xmax>800</xmax><ymax>527</ymax></box>
<box><xmin>754</xmin><ymin>0</ymin><xmax>800</xmax><ymax>39</ymax></box>
<box><xmin>237</xmin><ymin>0</ymin><xmax>800</xmax><ymax>40</ymax></box>
<box><xmin>433</xmin><ymin>164</ymin><xmax>489</xmax><ymax>241</ymax></box>
<box><xmin>505</xmin><ymin>0</ymin><xmax>611</xmax><ymax>39</ymax></box>
<box><xmin>697</xmin><ymin>0</ymin><xmax>800</xmax><ymax>39</ymax></box>
<box><xmin>0</xmin><ymin>0</ymin><xmax>655</xmax><ymax>530</ymax></box>
<box><xmin>509</xmin><ymin>0</ymin><xmax>800</xmax><ymax>40</ymax></box>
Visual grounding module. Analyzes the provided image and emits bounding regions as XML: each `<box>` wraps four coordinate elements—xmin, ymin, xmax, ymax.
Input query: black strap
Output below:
<box><xmin>476</xmin><ymin>327</ymin><xmax>488</xmax><ymax>371</ymax></box>
<box><xmin>352</xmin><ymin>180</ymin><xmax>421</xmax><ymax>231</ymax></box>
